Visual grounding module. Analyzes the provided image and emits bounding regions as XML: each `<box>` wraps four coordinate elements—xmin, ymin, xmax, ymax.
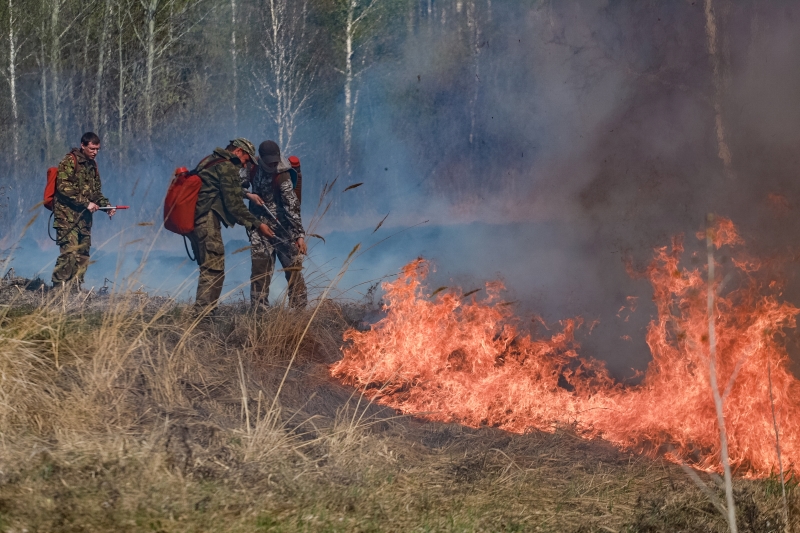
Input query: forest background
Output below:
<box><xmin>0</xmin><ymin>0</ymin><xmax>528</xmax><ymax>232</ymax></box>
<box><xmin>0</xmin><ymin>0</ymin><xmax>796</xmax><ymax>240</ymax></box>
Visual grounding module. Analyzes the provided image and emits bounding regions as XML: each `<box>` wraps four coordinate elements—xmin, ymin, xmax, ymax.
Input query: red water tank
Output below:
<box><xmin>163</xmin><ymin>167</ymin><xmax>200</xmax><ymax>235</ymax></box>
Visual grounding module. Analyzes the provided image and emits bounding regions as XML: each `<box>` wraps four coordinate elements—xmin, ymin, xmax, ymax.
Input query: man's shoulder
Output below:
<box><xmin>200</xmin><ymin>149</ymin><xmax>236</xmax><ymax>171</ymax></box>
<box><xmin>57</xmin><ymin>150</ymin><xmax>81</xmax><ymax>176</ymax></box>
<box><xmin>60</xmin><ymin>149</ymin><xmax>79</xmax><ymax>165</ymax></box>
<box><xmin>275</xmin><ymin>170</ymin><xmax>292</xmax><ymax>186</ymax></box>
<box><xmin>212</xmin><ymin>148</ymin><xmax>235</xmax><ymax>162</ymax></box>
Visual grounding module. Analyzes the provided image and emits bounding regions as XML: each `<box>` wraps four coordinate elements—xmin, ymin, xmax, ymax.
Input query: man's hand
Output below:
<box><xmin>107</xmin><ymin>208</ymin><xmax>116</xmax><ymax>218</ymax></box>
<box><xmin>87</xmin><ymin>202</ymin><xmax>99</xmax><ymax>213</ymax></box>
<box><xmin>246</xmin><ymin>193</ymin><xmax>265</xmax><ymax>207</ymax></box>
<box><xmin>296</xmin><ymin>237</ymin><xmax>307</xmax><ymax>255</ymax></box>
<box><xmin>257</xmin><ymin>223</ymin><xmax>275</xmax><ymax>239</ymax></box>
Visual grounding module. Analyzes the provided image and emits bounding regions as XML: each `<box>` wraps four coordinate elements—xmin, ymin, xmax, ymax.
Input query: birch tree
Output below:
<box><xmin>1</xmin><ymin>0</ymin><xmax>23</xmax><ymax>173</ymax></box>
<box><xmin>34</xmin><ymin>0</ymin><xmax>96</xmax><ymax>160</ymax></box>
<box><xmin>114</xmin><ymin>0</ymin><xmax>134</xmax><ymax>165</ymax></box>
<box><xmin>141</xmin><ymin>0</ymin><xmax>157</xmax><ymax>138</ymax></box>
<box><xmin>115</xmin><ymin>0</ymin><xmax>125</xmax><ymax>159</ymax></box>
<box><xmin>230</xmin><ymin>0</ymin><xmax>238</xmax><ymax>132</ymax></box>
<box><xmin>130</xmin><ymin>0</ymin><xmax>207</xmax><ymax>142</ymax></box>
<box><xmin>466</xmin><ymin>0</ymin><xmax>481</xmax><ymax>147</ymax></box>
<box><xmin>253</xmin><ymin>0</ymin><xmax>318</xmax><ymax>152</ymax></box>
<box><xmin>45</xmin><ymin>0</ymin><xmax>90</xmax><ymax>151</ymax></box>
<box><xmin>48</xmin><ymin>0</ymin><xmax>64</xmax><ymax>149</ymax></box>
<box><xmin>92</xmin><ymin>0</ymin><xmax>113</xmax><ymax>130</ymax></box>
<box><xmin>41</xmin><ymin>0</ymin><xmax>71</xmax><ymax>159</ymax></box>
<box><xmin>37</xmin><ymin>22</ymin><xmax>50</xmax><ymax>160</ymax></box>
<box><xmin>340</xmin><ymin>0</ymin><xmax>378</xmax><ymax>174</ymax></box>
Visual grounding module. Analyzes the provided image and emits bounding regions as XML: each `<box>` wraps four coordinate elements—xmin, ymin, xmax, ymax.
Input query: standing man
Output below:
<box><xmin>246</xmin><ymin>140</ymin><xmax>308</xmax><ymax>309</ymax></box>
<box><xmin>188</xmin><ymin>138</ymin><xmax>275</xmax><ymax>316</ymax></box>
<box><xmin>52</xmin><ymin>132</ymin><xmax>116</xmax><ymax>290</ymax></box>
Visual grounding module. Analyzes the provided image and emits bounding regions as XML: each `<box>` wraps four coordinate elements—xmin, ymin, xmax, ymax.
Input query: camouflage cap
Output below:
<box><xmin>229</xmin><ymin>138</ymin><xmax>256</xmax><ymax>161</ymax></box>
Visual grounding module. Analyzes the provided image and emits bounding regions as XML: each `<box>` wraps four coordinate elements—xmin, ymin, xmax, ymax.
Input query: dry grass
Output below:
<box><xmin>0</xmin><ymin>286</ymin><xmax>797</xmax><ymax>532</ymax></box>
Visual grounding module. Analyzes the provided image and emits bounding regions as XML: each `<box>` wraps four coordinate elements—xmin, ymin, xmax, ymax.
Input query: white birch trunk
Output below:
<box><xmin>343</xmin><ymin>0</ymin><xmax>355</xmax><ymax>173</ymax></box>
<box><xmin>289</xmin><ymin>0</ymin><xmax>311</xmax><ymax>150</ymax></box>
<box><xmin>6</xmin><ymin>0</ymin><xmax>19</xmax><ymax>172</ymax></box>
<box><xmin>50</xmin><ymin>0</ymin><xmax>63</xmax><ymax>145</ymax></box>
<box><xmin>144</xmin><ymin>0</ymin><xmax>157</xmax><ymax>140</ymax></box>
<box><xmin>255</xmin><ymin>0</ymin><xmax>316</xmax><ymax>153</ymax></box>
<box><xmin>117</xmin><ymin>2</ymin><xmax>125</xmax><ymax>165</ymax></box>
<box><xmin>231</xmin><ymin>0</ymin><xmax>238</xmax><ymax>132</ymax></box>
<box><xmin>268</xmin><ymin>0</ymin><xmax>283</xmax><ymax>146</ymax></box>
<box><xmin>341</xmin><ymin>0</ymin><xmax>377</xmax><ymax>175</ymax></box>
<box><xmin>467</xmin><ymin>0</ymin><xmax>480</xmax><ymax>146</ymax></box>
<box><xmin>93</xmin><ymin>0</ymin><xmax>112</xmax><ymax>130</ymax></box>
<box><xmin>40</xmin><ymin>34</ymin><xmax>51</xmax><ymax>160</ymax></box>
<box><xmin>80</xmin><ymin>30</ymin><xmax>91</xmax><ymax>125</ymax></box>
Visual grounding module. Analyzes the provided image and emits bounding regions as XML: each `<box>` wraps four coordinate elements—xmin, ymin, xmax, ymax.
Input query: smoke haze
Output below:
<box><xmin>4</xmin><ymin>0</ymin><xmax>800</xmax><ymax>378</ymax></box>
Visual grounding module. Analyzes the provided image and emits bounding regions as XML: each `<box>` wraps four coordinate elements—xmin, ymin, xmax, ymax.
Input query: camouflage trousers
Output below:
<box><xmin>52</xmin><ymin>217</ymin><xmax>92</xmax><ymax>285</ymax></box>
<box><xmin>250</xmin><ymin>225</ymin><xmax>307</xmax><ymax>308</ymax></box>
<box><xmin>187</xmin><ymin>210</ymin><xmax>226</xmax><ymax>313</ymax></box>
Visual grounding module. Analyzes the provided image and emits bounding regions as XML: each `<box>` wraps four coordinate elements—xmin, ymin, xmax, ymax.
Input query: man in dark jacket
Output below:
<box><xmin>188</xmin><ymin>138</ymin><xmax>275</xmax><ymax>315</ymax></box>
<box><xmin>245</xmin><ymin>140</ymin><xmax>307</xmax><ymax>309</ymax></box>
<box><xmin>52</xmin><ymin>132</ymin><xmax>116</xmax><ymax>289</ymax></box>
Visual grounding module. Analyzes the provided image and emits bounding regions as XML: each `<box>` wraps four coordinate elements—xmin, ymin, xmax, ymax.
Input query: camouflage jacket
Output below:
<box><xmin>248</xmin><ymin>161</ymin><xmax>305</xmax><ymax>241</ymax></box>
<box><xmin>194</xmin><ymin>148</ymin><xmax>261</xmax><ymax>232</ymax></box>
<box><xmin>53</xmin><ymin>148</ymin><xmax>109</xmax><ymax>228</ymax></box>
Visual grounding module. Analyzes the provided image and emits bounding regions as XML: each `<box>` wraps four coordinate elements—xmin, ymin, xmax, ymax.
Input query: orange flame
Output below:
<box><xmin>331</xmin><ymin>219</ymin><xmax>800</xmax><ymax>477</ymax></box>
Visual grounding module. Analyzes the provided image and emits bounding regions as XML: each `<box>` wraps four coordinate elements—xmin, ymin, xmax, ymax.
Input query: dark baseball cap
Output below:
<box><xmin>258</xmin><ymin>140</ymin><xmax>281</xmax><ymax>165</ymax></box>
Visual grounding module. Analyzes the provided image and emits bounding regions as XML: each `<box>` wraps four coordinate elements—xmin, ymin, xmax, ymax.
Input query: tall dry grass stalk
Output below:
<box><xmin>706</xmin><ymin>213</ymin><xmax>738</xmax><ymax>533</ymax></box>
<box><xmin>768</xmin><ymin>361</ymin><xmax>791</xmax><ymax>531</ymax></box>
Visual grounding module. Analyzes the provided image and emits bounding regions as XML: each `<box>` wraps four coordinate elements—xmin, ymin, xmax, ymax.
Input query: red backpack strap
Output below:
<box><xmin>70</xmin><ymin>152</ymin><xmax>83</xmax><ymax>190</ymax></box>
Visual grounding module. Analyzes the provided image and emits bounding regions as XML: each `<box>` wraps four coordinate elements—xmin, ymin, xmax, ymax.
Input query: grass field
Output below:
<box><xmin>0</xmin><ymin>283</ymin><xmax>796</xmax><ymax>533</ymax></box>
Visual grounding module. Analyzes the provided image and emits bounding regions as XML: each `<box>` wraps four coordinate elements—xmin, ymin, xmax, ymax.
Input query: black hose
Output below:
<box><xmin>183</xmin><ymin>235</ymin><xmax>196</xmax><ymax>262</ymax></box>
<box><xmin>47</xmin><ymin>211</ymin><xmax>56</xmax><ymax>242</ymax></box>
<box><xmin>47</xmin><ymin>204</ymin><xmax>90</xmax><ymax>243</ymax></box>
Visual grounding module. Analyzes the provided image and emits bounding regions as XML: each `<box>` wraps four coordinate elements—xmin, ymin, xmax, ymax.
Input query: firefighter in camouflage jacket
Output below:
<box><xmin>51</xmin><ymin>132</ymin><xmax>115</xmax><ymax>288</ymax></box>
<box><xmin>245</xmin><ymin>140</ymin><xmax>308</xmax><ymax>309</ymax></box>
<box><xmin>188</xmin><ymin>138</ymin><xmax>274</xmax><ymax>316</ymax></box>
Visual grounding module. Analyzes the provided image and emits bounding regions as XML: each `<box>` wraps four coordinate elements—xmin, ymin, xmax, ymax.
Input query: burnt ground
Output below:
<box><xmin>254</xmin><ymin>359</ymin><xmax>797</xmax><ymax>533</ymax></box>
<box><xmin>0</xmin><ymin>283</ymin><xmax>796</xmax><ymax>532</ymax></box>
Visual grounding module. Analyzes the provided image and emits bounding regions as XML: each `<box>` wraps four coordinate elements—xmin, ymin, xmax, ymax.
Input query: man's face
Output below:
<box><xmin>263</xmin><ymin>161</ymin><xmax>279</xmax><ymax>174</ymax></box>
<box><xmin>232</xmin><ymin>148</ymin><xmax>250</xmax><ymax>165</ymax></box>
<box><xmin>81</xmin><ymin>142</ymin><xmax>100</xmax><ymax>160</ymax></box>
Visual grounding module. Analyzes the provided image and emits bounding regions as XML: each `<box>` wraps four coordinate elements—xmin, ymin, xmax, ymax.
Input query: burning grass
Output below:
<box><xmin>332</xmin><ymin>220</ymin><xmax>800</xmax><ymax>484</ymax></box>
<box><xmin>0</xmin><ymin>225</ymin><xmax>797</xmax><ymax>531</ymax></box>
